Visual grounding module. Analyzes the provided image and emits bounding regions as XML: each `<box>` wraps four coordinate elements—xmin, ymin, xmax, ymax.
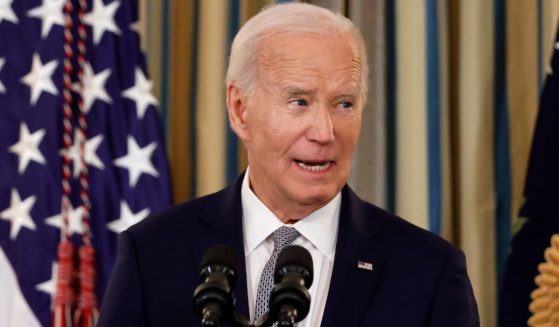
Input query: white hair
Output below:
<box><xmin>226</xmin><ymin>2</ymin><xmax>369</xmax><ymax>102</ymax></box>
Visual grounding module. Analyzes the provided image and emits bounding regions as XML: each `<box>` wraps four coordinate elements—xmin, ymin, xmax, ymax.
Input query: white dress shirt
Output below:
<box><xmin>241</xmin><ymin>169</ymin><xmax>340</xmax><ymax>326</ymax></box>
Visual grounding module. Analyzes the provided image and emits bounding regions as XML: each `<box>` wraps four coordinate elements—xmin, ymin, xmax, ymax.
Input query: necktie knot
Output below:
<box><xmin>272</xmin><ymin>226</ymin><xmax>300</xmax><ymax>251</ymax></box>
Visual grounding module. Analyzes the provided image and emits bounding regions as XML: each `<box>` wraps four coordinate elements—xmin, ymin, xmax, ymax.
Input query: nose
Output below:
<box><xmin>307</xmin><ymin>106</ymin><xmax>335</xmax><ymax>144</ymax></box>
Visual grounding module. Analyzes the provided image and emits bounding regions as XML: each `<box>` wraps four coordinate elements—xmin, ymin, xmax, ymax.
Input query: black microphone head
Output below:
<box><xmin>274</xmin><ymin>245</ymin><xmax>313</xmax><ymax>288</ymax></box>
<box><xmin>193</xmin><ymin>244</ymin><xmax>239</xmax><ymax>323</ymax></box>
<box><xmin>200</xmin><ymin>244</ymin><xmax>239</xmax><ymax>275</ymax></box>
<box><xmin>270</xmin><ymin>245</ymin><xmax>314</xmax><ymax>323</ymax></box>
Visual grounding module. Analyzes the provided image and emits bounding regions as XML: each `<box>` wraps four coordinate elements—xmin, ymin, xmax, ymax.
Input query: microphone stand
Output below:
<box><xmin>226</xmin><ymin>311</ymin><xmax>295</xmax><ymax>327</ymax></box>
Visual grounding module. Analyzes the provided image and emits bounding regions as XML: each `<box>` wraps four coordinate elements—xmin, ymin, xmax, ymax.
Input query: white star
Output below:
<box><xmin>555</xmin><ymin>42</ymin><xmax>559</xmax><ymax>51</ymax></box>
<box><xmin>107</xmin><ymin>201</ymin><xmax>150</xmax><ymax>233</ymax></box>
<box><xmin>548</xmin><ymin>66</ymin><xmax>554</xmax><ymax>76</ymax></box>
<box><xmin>0</xmin><ymin>0</ymin><xmax>19</xmax><ymax>25</ymax></box>
<box><xmin>129</xmin><ymin>20</ymin><xmax>146</xmax><ymax>52</ymax></box>
<box><xmin>129</xmin><ymin>20</ymin><xmax>140</xmax><ymax>34</ymax></box>
<box><xmin>59</xmin><ymin>131</ymin><xmax>105</xmax><ymax>177</ymax></box>
<box><xmin>9</xmin><ymin>123</ymin><xmax>46</xmax><ymax>174</ymax></box>
<box><xmin>74</xmin><ymin>63</ymin><xmax>112</xmax><ymax>113</ymax></box>
<box><xmin>45</xmin><ymin>203</ymin><xmax>85</xmax><ymax>236</ymax></box>
<box><xmin>0</xmin><ymin>189</ymin><xmax>37</xmax><ymax>240</ymax></box>
<box><xmin>36</xmin><ymin>262</ymin><xmax>58</xmax><ymax>304</ymax></box>
<box><xmin>20</xmin><ymin>53</ymin><xmax>59</xmax><ymax>105</ymax></box>
<box><xmin>114</xmin><ymin>136</ymin><xmax>159</xmax><ymax>187</ymax></box>
<box><xmin>122</xmin><ymin>68</ymin><xmax>158</xmax><ymax>119</ymax></box>
<box><xmin>27</xmin><ymin>0</ymin><xmax>65</xmax><ymax>38</ymax></box>
<box><xmin>0</xmin><ymin>57</ymin><xmax>5</xmax><ymax>93</ymax></box>
<box><xmin>84</xmin><ymin>0</ymin><xmax>121</xmax><ymax>44</ymax></box>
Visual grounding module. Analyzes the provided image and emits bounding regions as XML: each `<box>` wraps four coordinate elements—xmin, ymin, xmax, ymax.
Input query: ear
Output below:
<box><xmin>226</xmin><ymin>83</ymin><xmax>250</xmax><ymax>141</ymax></box>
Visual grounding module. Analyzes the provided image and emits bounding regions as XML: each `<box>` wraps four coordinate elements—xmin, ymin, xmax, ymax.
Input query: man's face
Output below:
<box><xmin>231</xmin><ymin>33</ymin><xmax>364</xmax><ymax>222</ymax></box>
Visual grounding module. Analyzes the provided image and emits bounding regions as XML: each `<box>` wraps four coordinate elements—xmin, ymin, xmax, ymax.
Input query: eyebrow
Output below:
<box><xmin>280</xmin><ymin>85</ymin><xmax>361</xmax><ymax>101</ymax></box>
<box><xmin>337</xmin><ymin>90</ymin><xmax>360</xmax><ymax>100</ymax></box>
<box><xmin>281</xmin><ymin>86</ymin><xmax>314</xmax><ymax>97</ymax></box>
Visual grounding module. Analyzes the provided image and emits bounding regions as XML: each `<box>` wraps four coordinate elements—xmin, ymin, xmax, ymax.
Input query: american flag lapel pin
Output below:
<box><xmin>357</xmin><ymin>261</ymin><xmax>373</xmax><ymax>271</ymax></box>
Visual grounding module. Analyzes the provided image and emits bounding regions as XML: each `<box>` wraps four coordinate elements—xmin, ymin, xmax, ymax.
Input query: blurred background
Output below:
<box><xmin>1</xmin><ymin>0</ymin><xmax>559</xmax><ymax>326</ymax></box>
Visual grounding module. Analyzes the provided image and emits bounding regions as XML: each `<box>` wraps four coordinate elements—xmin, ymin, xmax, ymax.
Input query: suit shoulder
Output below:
<box><xmin>387</xmin><ymin>214</ymin><xmax>457</xmax><ymax>256</ymax></box>
<box><xmin>355</xmin><ymin>196</ymin><xmax>460</xmax><ymax>257</ymax></box>
<box><xmin>126</xmin><ymin>186</ymin><xmax>229</xmax><ymax>239</ymax></box>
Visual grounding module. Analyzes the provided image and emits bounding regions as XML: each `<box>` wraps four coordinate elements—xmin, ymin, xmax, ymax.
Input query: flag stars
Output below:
<box><xmin>107</xmin><ymin>201</ymin><xmax>150</xmax><ymax>233</ymax></box>
<box><xmin>75</xmin><ymin>63</ymin><xmax>112</xmax><ymax>113</ymax></box>
<box><xmin>27</xmin><ymin>0</ymin><xmax>65</xmax><ymax>38</ymax></box>
<box><xmin>20</xmin><ymin>54</ymin><xmax>59</xmax><ymax>105</ymax></box>
<box><xmin>9</xmin><ymin>123</ymin><xmax>46</xmax><ymax>174</ymax></box>
<box><xmin>84</xmin><ymin>0</ymin><xmax>121</xmax><ymax>45</ymax></box>
<box><xmin>122</xmin><ymin>68</ymin><xmax>158</xmax><ymax>119</ymax></box>
<box><xmin>0</xmin><ymin>189</ymin><xmax>37</xmax><ymax>240</ymax></box>
<box><xmin>129</xmin><ymin>20</ymin><xmax>145</xmax><ymax>50</ymax></box>
<box><xmin>45</xmin><ymin>203</ymin><xmax>85</xmax><ymax>235</ymax></box>
<box><xmin>0</xmin><ymin>57</ymin><xmax>5</xmax><ymax>93</ymax></box>
<box><xmin>36</xmin><ymin>262</ymin><xmax>58</xmax><ymax>300</ymax></box>
<box><xmin>59</xmin><ymin>131</ymin><xmax>105</xmax><ymax>177</ymax></box>
<box><xmin>0</xmin><ymin>0</ymin><xmax>18</xmax><ymax>25</ymax></box>
<box><xmin>114</xmin><ymin>136</ymin><xmax>159</xmax><ymax>187</ymax></box>
<box><xmin>129</xmin><ymin>20</ymin><xmax>141</xmax><ymax>34</ymax></box>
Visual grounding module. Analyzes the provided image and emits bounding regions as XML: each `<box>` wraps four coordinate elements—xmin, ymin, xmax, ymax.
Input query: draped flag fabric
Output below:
<box><xmin>0</xmin><ymin>0</ymin><xmax>172</xmax><ymax>325</ymax></box>
<box><xmin>498</xmin><ymin>25</ymin><xmax>559</xmax><ymax>326</ymax></box>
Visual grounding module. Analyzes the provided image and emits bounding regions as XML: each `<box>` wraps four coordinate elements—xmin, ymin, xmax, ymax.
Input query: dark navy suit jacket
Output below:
<box><xmin>98</xmin><ymin>175</ymin><xmax>479</xmax><ymax>326</ymax></box>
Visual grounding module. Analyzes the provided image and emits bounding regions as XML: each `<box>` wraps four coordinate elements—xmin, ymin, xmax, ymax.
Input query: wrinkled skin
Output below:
<box><xmin>227</xmin><ymin>32</ymin><xmax>364</xmax><ymax>223</ymax></box>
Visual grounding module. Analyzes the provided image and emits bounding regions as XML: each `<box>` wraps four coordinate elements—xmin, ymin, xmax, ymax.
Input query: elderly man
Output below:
<box><xmin>98</xmin><ymin>3</ymin><xmax>479</xmax><ymax>326</ymax></box>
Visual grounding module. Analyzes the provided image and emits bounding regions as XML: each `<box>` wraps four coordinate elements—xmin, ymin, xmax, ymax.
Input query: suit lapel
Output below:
<box><xmin>190</xmin><ymin>173</ymin><xmax>250</xmax><ymax>319</ymax></box>
<box><xmin>321</xmin><ymin>186</ymin><xmax>384</xmax><ymax>327</ymax></box>
<box><xmin>188</xmin><ymin>179</ymin><xmax>384</xmax><ymax>325</ymax></box>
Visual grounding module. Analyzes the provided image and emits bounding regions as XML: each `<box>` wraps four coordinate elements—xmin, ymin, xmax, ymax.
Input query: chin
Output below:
<box><xmin>297</xmin><ymin>188</ymin><xmax>338</xmax><ymax>206</ymax></box>
<box><xmin>286</xmin><ymin>176</ymin><xmax>345</xmax><ymax>205</ymax></box>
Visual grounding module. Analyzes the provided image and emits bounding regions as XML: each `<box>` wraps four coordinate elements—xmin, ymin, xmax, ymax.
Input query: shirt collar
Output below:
<box><xmin>242</xmin><ymin>168</ymin><xmax>340</xmax><ymax>261</ymax></box>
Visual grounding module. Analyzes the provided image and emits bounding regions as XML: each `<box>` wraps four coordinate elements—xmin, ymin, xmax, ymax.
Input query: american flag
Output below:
<box><xmin>498</xmin><ymin>25</ymin><xmax>559</xmax><ymax>326</ymax></box>
<box><xmin>0</xmin><ymin>0</ymin><xmax>172</xmax><ymax>325</ymax></box>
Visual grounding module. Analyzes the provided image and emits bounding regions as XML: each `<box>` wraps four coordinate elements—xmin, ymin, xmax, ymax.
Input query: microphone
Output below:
<box><xmin>269</xmin><ymin>245</ymin><xmax>313</xmax><ymax>326</ymax></box>
<box><xmin>193</xmin><ymin>244</ymin><xmax>239</xmax><ymax>326</ymax></box>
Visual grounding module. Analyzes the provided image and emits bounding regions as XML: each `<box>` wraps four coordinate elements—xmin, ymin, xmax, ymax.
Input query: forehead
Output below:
<box><xmin>256</xmin><ymin>32</ymin><xmax>362</xmax><ymax>88</ymax></box>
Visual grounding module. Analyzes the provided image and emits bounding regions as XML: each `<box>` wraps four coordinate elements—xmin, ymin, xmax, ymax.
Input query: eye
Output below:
<box><xmin>338</xmin><ymin>101</ymin><xmax>353</xmax><ymax>110</ymax></box>
<box><xmin>288</xmin><ymin>99</ymin><xmax>308</xmax><ymax>107</ymax></box>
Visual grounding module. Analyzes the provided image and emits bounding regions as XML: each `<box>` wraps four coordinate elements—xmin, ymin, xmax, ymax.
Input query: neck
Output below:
<box><xmin>249</xmin><ymin>186</ymin><xmax>327</xmax><ymax>224</ymax></box>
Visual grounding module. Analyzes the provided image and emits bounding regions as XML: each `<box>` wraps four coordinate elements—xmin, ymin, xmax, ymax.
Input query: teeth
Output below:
<box><xmin>296</xmin><ymin>161</ymin><xmax>331</xmax><ymax>172</ymax></box>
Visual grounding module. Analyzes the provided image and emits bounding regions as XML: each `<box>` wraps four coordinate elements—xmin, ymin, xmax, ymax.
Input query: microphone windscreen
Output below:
<box><xmin>275</xmin><ymin>245</ymin><xmax>313</xmax><ymax>284</ymax></box>
<box><xmin>200</xmin><ymin>244</ymin><xmax>239</xmax><ymax>273</ymax></box>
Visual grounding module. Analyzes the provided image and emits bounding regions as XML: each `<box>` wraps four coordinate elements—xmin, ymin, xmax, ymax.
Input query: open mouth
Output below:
<box><xmin>294</xmin><ymin>160</ymin><xmax>332</xmax><ymax>172</ymax></box>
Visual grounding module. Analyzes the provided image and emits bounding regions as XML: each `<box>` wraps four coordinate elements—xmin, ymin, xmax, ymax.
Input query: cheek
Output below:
<box><xmin>248</xmin><ymin>124</ymin><xmax>286</xmax><ymax>161</ymax></box>
<box><xmin>336</xmin><ymin>120</ymin><xmax>362</xmax><ymax>153</ymax></box>
<box><xmin>257</xmin><ymin>117</ymin><xmax>305</xmax><ymax>151</ymax></box>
